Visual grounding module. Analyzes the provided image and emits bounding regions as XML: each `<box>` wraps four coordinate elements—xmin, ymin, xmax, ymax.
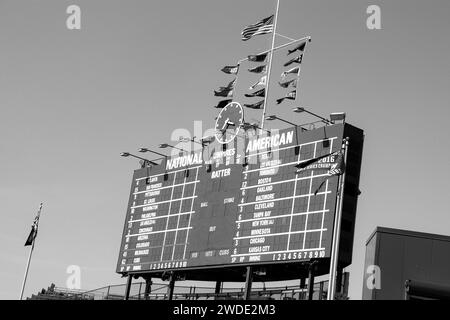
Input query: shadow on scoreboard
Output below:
<box><xmin>133</xmin><ymin>259</ymin><xmax>332</xmax><ymax>282</ymax></box>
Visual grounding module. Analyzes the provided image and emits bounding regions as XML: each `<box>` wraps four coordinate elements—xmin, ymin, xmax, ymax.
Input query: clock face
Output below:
<box><xmin>214</xmin><ymin>102</ymin><xmax>244</xmax><ymax>144</ymax></box>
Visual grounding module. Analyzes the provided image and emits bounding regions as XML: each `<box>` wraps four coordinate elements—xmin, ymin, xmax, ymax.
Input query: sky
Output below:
<box><xmin>0</xmin><ymin>0</ymin><xmax>449</xmax><ymax>300</ymax></box>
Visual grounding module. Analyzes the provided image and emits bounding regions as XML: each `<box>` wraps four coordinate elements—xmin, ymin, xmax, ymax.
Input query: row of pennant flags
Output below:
<box><xmin>213</xmin><ymin>14</ymin><xmax>308</xmax><ymax>110</ymax></box>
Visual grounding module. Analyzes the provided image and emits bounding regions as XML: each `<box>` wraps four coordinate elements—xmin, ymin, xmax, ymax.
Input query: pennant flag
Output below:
<box><xmin>248</xmin><ymin>65</ymin><xmax>267</xmax><ymax>74</ymax></box>
<box><xmin>327</xmin><ymin>151</ymin><xmax>345</xmax><ymax>176</ymax></box>
<box><xmin>214</xmin><ymin>88</ymin><xmax>233</xmax><ymax>97</ymax></box>
<box><xmin>221</xmin><ymin>65</ymin><xmax>240</xmax><ymax>75</ymax></box>
<box><xmin>248</xmin><ymin>52</ymin><xmax>268</xmax><ymax>62</ymax></box>
<box><xmin>276</xmin><ymin>90</ymin><xmax>296</xmax><ymax>104</ymax></box>
<box><xmin>283</xmin><ymin>54</ymin><xmax>303</xmax><ymax>67</ymax></box>
<box><xmin>313</xmin><ymin>151</ymin><xmax>345</xmax><ymax>195</ymax></box>
<box><xmin>216</xmin><ymin>78</ymin><xmax>236</xmax><ymax>93</ymax></box>
<box><xmin>287</xmin><ymin>41</ymin><xmax>306</xmax><ymax>55</ymax></box>
<box><xmin>223</xmin><ymin>78</ymin><xmax>236</xmax><ymax>90</ymax></box>
<box><xmin>245</xmin><ymin>88</ymin><xmax>265</xmax><ymax>98</ymax></box>
<box><xmin>278</xmin><ymin>78</ymin><xmax>297</xmax><ymax>88</ymax></box>
<box><xmin>241</xmin><ymin>15</ymin><xmax>274</xmax><ymax>41</ymax></box>
<box><xmin>281</xmin><ymin>66</ymin><xmax>300</xmax><ymax>79</ymax></box>
<box><xmin>213</xmin><ymin>99</ymin><xmax>232</xmax><ymax>109</ymax></box>
<box><xmin>249</xmin><ymin>75</ymin><xmax>267</xmax><ymax>90</ymax></box>
<box><xmin>244</xmin><ymin>100</ymin><xmax>265</xmax><ymax>109</ymax></box>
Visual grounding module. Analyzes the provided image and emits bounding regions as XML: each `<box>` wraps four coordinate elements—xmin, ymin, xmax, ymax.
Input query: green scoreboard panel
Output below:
<box><xmin>117</xmin><ymin>123</ymin><xmax>363</xmax><ymax>275</ymax></box>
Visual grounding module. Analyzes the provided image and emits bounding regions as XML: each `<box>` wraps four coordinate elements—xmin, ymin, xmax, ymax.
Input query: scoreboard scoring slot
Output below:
<box><xmin>117</xmin><ymin>125</ymin><xmax>347</xmax><ymax>274</ymax></box>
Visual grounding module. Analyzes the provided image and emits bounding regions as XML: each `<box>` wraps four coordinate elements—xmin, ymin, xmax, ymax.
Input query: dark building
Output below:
<box><xmin>362</xmin><ymin>227</ymin><xmax>450</xmax><ymax>300</ymax></box>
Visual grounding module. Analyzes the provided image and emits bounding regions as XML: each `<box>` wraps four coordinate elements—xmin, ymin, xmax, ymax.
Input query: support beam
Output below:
<box><xmin>308</xmin><ymin>263</ymin><xmax>316</xmax><ymax>300</ymax></box>
<box><xmin>244</xmin><ymin>266</ymin><xmax>253</xmax><ymax>300</ymax></box>
<box><xmin>168</xmin><ymin>273</ymin><xmax>176</xmax><ymax>300</ymax></box>
<box><xmin>144</xmin><ymin>278</ymin><xmax>152</xmax><ymax>300</ymax></box>
<box><xmin>319</xmin><ymin>281</ymin><xmax>324</xmax><ymax>300</ymax></box>
<box><xmin>336</xmin><ymin>267</ymin><xmax>343</xmax><ymax>294</ymax></box>
<box><xmin>124</xmin><ymin>275</ymin><xmax>132</xmax><ymax>300</ymax></box>
<box><xmin>215</xmin><ymin>281</ymin><xmax>222</xmax><ymax>294</ymax></box>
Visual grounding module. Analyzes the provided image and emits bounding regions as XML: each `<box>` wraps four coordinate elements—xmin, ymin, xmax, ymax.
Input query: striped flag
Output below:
<box><xmin>241</xmin><ymin>15</ymin><xmax>274</xmax><ymax>41</ymax></box>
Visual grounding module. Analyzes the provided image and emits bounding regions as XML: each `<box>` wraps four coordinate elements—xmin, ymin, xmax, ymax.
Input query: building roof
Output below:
<box><xmin>366</xmin><ymin>226</ymin><xmax>450</xmax><ymax>246</ymax></box>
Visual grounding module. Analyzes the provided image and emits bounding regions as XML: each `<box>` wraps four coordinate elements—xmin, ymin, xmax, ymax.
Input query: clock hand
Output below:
<box><xmin>222</xmin><ymin>118</ymin><xmax>230</xmax><ymax>130</ymax></box>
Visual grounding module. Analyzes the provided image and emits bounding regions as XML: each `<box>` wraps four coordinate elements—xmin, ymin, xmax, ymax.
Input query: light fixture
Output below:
<box><xmin>138</xmin><ymin>148</ymin><xmax>167</xmax><ymax>158</ymax></box>
<box><xmin>265</xmin><ymin>115</ymin><xmax>297</xmax><ymax>127</ymax></box>
<box><xmin>179</xmin><ymin>136</ymin><xmax>213</xmax><ymax>148</ymax></box>
<box><xmin>241</xmin><ymin>122</ymin><xmax>271</xmax><ymax>134</ymax></box>
<box><xmin>292</xmin><ymin>107</ymin><xmax>333</xmax><ymax>125</ymax></box>
<box><xmin>120</xmin><ymin>152</ymin><xmax>159</xmax><ymax>166</ymax></box>
<box><xmin>158</xmin><ymin>143</ymin><xmax>188</xmax><ymax>153</ymax></box>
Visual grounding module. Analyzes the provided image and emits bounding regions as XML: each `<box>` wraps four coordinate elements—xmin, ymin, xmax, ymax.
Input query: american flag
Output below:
<box><xmin>241</xmin><ymin>15</ymin><xmax>274</xmax><ymax>41</ymax></box>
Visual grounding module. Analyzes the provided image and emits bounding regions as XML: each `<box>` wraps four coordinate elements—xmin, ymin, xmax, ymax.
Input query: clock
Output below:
<box><xmin>214</xmin><ymin>102</ymin><xmax>244</xmax><ymax>144</ymax></box>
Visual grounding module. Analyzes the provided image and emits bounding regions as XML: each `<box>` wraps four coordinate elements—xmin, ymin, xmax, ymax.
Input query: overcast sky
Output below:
<box><xmin>0</xmin><ymin>0</ymin><xmax>449</xmax><ymax>300</ymax></box>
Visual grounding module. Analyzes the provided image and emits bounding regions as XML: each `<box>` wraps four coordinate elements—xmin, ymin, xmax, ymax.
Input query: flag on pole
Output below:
<box><xmin>25</xmin><ymin>204</ymin><xmax>42</xmax><ymax>246</ymax></box>
<box><xmin>281</xmin><ymin>66</ymin><xmax>300</xmax><ymax>79</ymax></box>
<box><xmin>24</xmin><ymin>223</ymin><xmax>37</xmax><ymax>246</ymax></box>
<box><xmin>244</xmin><ymin>100</ymin><xmax>265</xmax><ymax>109</ymax></box>
<box><xmin>221</xmin><ymin>65</ymin><xmax>240</xmax><ymax>75</ymax></box>
<box><xmin>287</xmin><ymin>41</ymin><xmax>306</xmax><ymax>55</ymax></box>
<box><xmin>223</xmin><ymin>78</ymin><xmax>236</xmax><ymax>90</ymax></box>
<box><xmin>278</xmin><ymin>78</ymin><xmax>297</xmax><ymax>88</ymax></box>
<box><xmin>295</xmin><ymin>151</ymin><xmax>338</xmax><ymax>170</ymax></box>
<box><xmin>213</xmin><ymin>99</ymin><xmax>232</xmax><ymax>109</ymax></box>
<box><xmin>245</xmin><ymin>88</ymin><xmax>265</xmax><ymax>98</ymax></box>
<box><xmin>313</xmin><ymin>151</ymin><xmax>345</xmax><ymax>195</ymax></box>
<box><xmin>248</xmin><ymin>65</ymin><xmax>267</xmax><ymax>74</ymax></box>
<box><xmin>249</xmin><ymin>75</ymin><xmax>267</xmax><ymax>90</ymax></box>
<box><xmin>248</xmin><ymin>52</ymin><xmax>268</xmax><ymax>62</ymax></box>
<box><xmin>283</xmin><ymin>54</ymin><xmax>303</xmax><ymax>67</ymax></box>
<box><xmin>241</xmin><ymin>15</ymin><xmax>274</xmax><ymax>41</ymax></box>
<box><xmin>214</xmin><ymin>88</ymin><xmax>233</xmax><ymax>97</ymax></box>
<box><xmin>276</xmin><ymin>90</ymin><xmax>296</xmax><ymax>104</ymax></box>
<box><xmin>215</xmin><ymin>78</ymin><xmax>236</xmax><ymax>96</ymax></box>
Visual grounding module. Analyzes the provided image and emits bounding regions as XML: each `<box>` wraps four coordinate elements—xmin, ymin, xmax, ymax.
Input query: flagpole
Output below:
<box><xmin>260</xmin><ymin>0</ymin><xmax>280</xmax><ymax>130</ymax></box>
<box><xmin>327</xmin><ymin>139</ymin><xmax>349</xmax><ymax>300</ymax></box>
<box><xmin>20</xmin><ymin>203</ymin><xmax>43</xmax><ymax>300</ymax></box>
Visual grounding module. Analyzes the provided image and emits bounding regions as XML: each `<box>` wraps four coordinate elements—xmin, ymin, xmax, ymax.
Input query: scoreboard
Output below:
<box><xmin>117</xmin><ymin>123</ymin><xmax>361</xmax><ymax>276</ymax></box>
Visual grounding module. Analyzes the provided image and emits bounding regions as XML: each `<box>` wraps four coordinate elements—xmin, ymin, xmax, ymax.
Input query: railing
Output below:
<box><xmin>66</xmin><ymin>281</ymin><xmax>329</xmax><ymax>300</ymax></box>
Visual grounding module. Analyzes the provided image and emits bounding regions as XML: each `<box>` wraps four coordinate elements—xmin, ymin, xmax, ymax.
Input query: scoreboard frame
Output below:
<box><xmin>116</xmin><ymin>123</ymin><xmax>364</xmax><ymax>281</ymax></box>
